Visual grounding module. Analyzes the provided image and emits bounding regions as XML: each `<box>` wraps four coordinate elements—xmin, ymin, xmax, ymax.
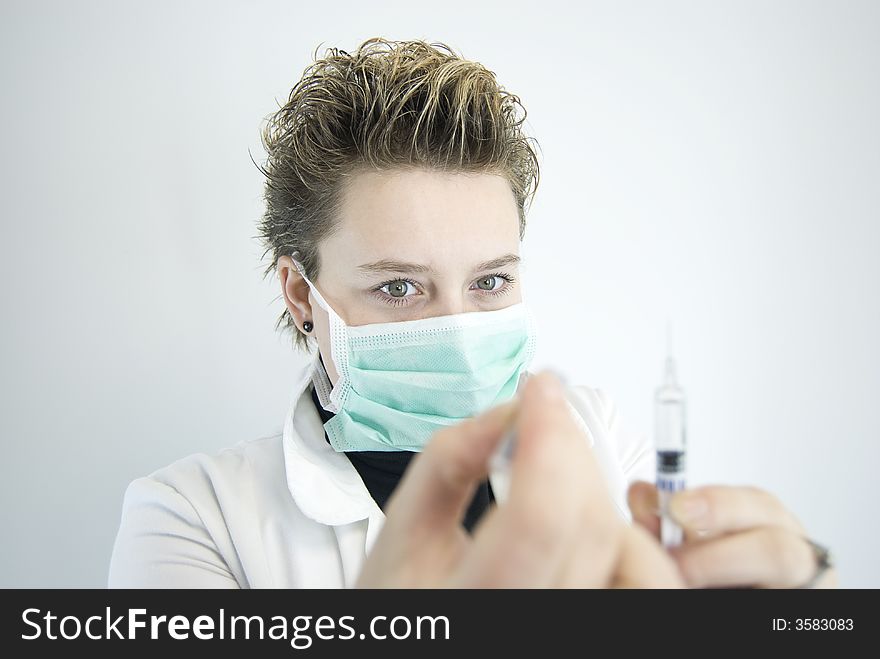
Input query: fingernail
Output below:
<box><xmin>629</xmin><ymin>483</ymin><xmax>659</xmax><ymax>518</ymax></box>
<box><xmin>669</xmin><ymin>492</ymin><xmax>708</xmax><ymax>525</ymax></box>
<box><xmin>534</xmin><ymin>370</ymin><xmax>565</xmax><ymax>400</ymax></box>
<box><xmin>490</xmin><ymin>427</ymin><xmax>518</xmax><ymax>470</ymax></box>
<box><xmin>547</xmin><ymin>368</ymin><xmax>568</xmax><ymax>386</ymax></box>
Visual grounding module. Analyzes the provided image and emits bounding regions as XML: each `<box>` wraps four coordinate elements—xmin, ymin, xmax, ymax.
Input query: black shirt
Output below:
<box><xmin>308</xmin><ymin>379</ymin><xmax>494</xmax><ymax>534</ymax></box>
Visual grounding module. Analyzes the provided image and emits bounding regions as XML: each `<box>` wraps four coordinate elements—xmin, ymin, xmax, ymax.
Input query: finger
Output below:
<box><xmin>453</xmin><ymin>371</ymin><xmax>595</xmax><ymax>586</ymax></box>
<box><xmin>612</xmin><ymin>524</ymin><xmax>685</xmax><ymax>588</ymax></box>
<box><xmin>628</xmin><ymin>482</ymin><xmax>710</xmax><ymax>544</ymax></box>
<box><xmin>671</xmin><ymin>527</ymin><xmax>817</xmax><ymax>588</ymax></box>
<box><xmin>509</xmin><ymin>371</ymin><xmax>611</xmax><ymax>509</ymax></box>
<box><xmin>553</xmin><ymin>498</ymin><xmax>623</xmax><ymax>587</ymax></box>
<box><xmin>384</xmin><ymin>397</ymin><xmax>519</xmax><ymax>535</ymax></box>
<box><xmin>627</xmin><ymin>481</ymin><xmax>661</xmax><ymax>540</ymax></box>
<box><xmin>530</xmin><ymin>371</ymin><xmax>626</xmax><ymax>587</ymax></box>
<box><xmin>668</xmin><ymin>485</ymin><xmax>806</xmax><ymax>538</ymax></box>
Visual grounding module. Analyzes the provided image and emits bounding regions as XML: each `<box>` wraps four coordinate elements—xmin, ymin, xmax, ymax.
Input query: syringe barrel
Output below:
<box><xmin>655</xmin><ymin>342</ymin><xmax>687</xmax><ymax>547</ymax></box>
<box><xmin>654</xmin><ymin>384</ymin><xmax>686</xmax><ymax>452</ymax></box>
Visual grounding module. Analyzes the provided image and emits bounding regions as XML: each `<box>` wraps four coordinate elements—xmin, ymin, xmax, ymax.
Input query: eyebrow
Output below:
<box><xmin>356</xmin><ymin>253</ymin><xmax>521</xmax><ymax>276</ymax></box>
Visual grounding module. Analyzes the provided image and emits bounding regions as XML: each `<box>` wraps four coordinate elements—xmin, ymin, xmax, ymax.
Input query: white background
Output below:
<box><xmin>1</xmin><ymin>0</ymin><xmax>877</xmax><ymax>587</ymax></box>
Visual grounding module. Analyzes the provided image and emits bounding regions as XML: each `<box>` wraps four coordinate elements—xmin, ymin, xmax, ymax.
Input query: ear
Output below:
<box><xmin>277</xmin><ymin>255</ymin><xmax>312</xmax><ymax>330</ymax></box>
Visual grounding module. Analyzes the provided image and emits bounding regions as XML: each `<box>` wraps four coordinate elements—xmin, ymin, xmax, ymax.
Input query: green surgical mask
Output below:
<box><xmin>293</xmin><ymin>259</ymin><xmax>538</xmax><ymax>452</ymax></box>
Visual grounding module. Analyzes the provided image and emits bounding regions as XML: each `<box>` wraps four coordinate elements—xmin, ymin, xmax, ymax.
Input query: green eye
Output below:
<box><xmin>381</xmin><ymin>280</ymin><xmax>414</xmax><ymax>298</ymax></box>
<box><xmin>475</xmin><ymin>276</ymin><xmax>500</xmax><ymax>291</ymax></box>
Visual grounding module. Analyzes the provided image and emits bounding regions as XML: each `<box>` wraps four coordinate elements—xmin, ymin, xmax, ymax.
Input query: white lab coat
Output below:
<box><xmin>107</xmin><ymin>351</ymin><xmax>655</xmax><ymax>588</ymax></box>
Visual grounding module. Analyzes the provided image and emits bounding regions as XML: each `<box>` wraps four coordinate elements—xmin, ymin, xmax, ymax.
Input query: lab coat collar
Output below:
<box><xmin>282</xmin><ymin>351</ymin><xmax>384</xmax><ymax>532</ymax></box>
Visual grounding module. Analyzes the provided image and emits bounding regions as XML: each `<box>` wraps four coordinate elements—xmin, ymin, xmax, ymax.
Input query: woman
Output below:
<box><xmin>108</xmin><ymin>37</ymin><xmax>835</xmax><ymax>589</ymax></box>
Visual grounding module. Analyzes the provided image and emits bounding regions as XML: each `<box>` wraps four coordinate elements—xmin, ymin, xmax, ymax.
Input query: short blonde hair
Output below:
<box><xmin>254</xmin><ymin>37</ymin><xmax>541</xmax><ymax>352</ymax></box>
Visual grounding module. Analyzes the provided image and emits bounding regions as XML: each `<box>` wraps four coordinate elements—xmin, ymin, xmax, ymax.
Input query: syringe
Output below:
<box><xmin>655</xmin><ymin>321</ymin><xmax>687</xmax><ymax>548</ymax></box>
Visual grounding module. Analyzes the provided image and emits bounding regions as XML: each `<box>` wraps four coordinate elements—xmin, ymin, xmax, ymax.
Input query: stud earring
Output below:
<box><xmin>302</xmin><ymin>320</ymin><xmax>313</xmax><ymax>333</ymax></box>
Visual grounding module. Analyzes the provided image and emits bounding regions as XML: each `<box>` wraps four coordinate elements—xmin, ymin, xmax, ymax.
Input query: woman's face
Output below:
<box><xmin>279</xmin><ymin>167</ymin><xmax>523</xmax><ymax>386</ymax></box>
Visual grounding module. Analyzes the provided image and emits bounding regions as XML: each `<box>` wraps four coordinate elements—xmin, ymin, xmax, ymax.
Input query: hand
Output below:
<box><xmin>628</xmin><ymin>481</ymin><xmax>838</xmax><ymax>588</ymax></box>
<box><xmin>355</xmin><ymin>371</ymin><xmax>684</xmax><ymax>588</ymax></box>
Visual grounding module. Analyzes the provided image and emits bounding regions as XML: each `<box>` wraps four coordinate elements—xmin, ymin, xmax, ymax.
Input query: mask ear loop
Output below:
<box><xmin>290</xmin><ymin>256</ymin><xmax>351</xmax><ymax>413</ymax></box>
<box><xmin>522</xmin><ymin>304</ymin><xmax>539</xmax><ymax>373</ymax></box>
